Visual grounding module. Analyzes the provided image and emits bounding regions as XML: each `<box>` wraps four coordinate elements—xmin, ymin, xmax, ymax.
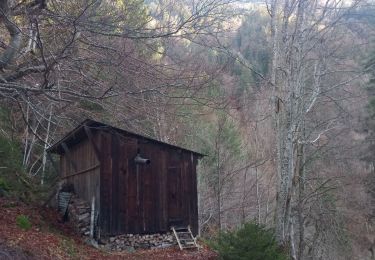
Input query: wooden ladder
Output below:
<box><xmin>58</xmin><ymin>191</ymin><xmax>73</xmax><ymax>217</ymax></box>
<box><xmin>171</xmin><ymin>226</ymin><xmax>198</xmax><ymax>250</ymax></box>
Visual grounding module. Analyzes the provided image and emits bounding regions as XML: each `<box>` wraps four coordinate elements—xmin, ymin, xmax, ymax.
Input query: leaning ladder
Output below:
<box><xmin>58</xmin><ymin>191</ymin><xmax>73</xmax><ymax>217</ymax></box>
<box><xmin>171</xmin><ymin>225</ymin><xmax>198</xmax><ymax>250</ymax></box>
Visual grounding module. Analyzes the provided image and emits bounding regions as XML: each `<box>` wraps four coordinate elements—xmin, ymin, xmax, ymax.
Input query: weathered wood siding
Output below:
<box><xmin>60</xmin><ymin>134</ymin><xmax>101</xmax><ymax>213</ymax></box>
<box><xmin>99</xmin><ymin>131</ymin><xmax>199</xmax><ymax>236</ymax></box>
<box><xmin>58</xmin><ymin>127</ymin><xmax>199</xmax><ymax>237</ymax></box>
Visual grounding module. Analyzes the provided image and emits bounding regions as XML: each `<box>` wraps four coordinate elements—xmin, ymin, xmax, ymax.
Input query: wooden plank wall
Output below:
<box><xmin>60</xmin><ymin>134</ymin><xmax>101</xmax><ymax>213</ymax></box>
<box><xmin>95</xmin><ymin>130</ymin><xmax>199</xmax><ymax>236</ymax></box>
<box><xmin>140</xmin><ymin>141</ymin><xmax>163</xmax><ymax>233</ymax></box>
<box><xmin>59</xmin><ymin>129</ymin><xmax>198</xmax><ymax>237</ymax></box>
<box><xmin>100</xmin><ymin>132</ymin><xmax>139</xmax><ymax>236</ymax></box>
<box><xmin>190</xmin><ymin>154</ymin><xmax>199</xmax><ymax>235</ymax></box>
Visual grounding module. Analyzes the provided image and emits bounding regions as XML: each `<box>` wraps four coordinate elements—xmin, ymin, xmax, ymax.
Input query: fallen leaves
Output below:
<box><xmin>0</xmin><ymin>197</ymin><xmax>218</xmax><ymax>259</ymax></box>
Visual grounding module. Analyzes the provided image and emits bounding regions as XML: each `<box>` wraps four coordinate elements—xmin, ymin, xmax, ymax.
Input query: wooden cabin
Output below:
<box><xmin>47</xmin><ymin>119</ymin><xmax>202</xmax><ymax>237</ymax></box>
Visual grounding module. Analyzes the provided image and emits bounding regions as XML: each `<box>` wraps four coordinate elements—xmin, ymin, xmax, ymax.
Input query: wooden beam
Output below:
<box><xmin>84</xmin><ymin>125</ymin><xmax>101</xmax><ymax>161</ymax></box>
<box><xmin>61</xmin><ymin>164</ymin><xmax>100</xmax><ymax>179</ymax></box>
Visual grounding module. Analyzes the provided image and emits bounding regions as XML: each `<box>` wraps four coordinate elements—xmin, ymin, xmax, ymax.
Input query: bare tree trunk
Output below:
<box><xmin>296</xmin><ymin>142</ymin><xmax>305</xmax><ymax>260</ymax></box>
<box><xmin>270</xmin><ymin>0</ymin><xmax>362</xmax><ymax>256</ymax></box>
<box><xmin>0</xmin><ymin>0</ymin><xmax>21</xmax><ymax>70</ymax></box>
<box><xmin>272</xmin><ymin>0</ymin><xmax>308</xmax><ymax>247</ymax></box>
<box><xmin>216</xmin><ymin>119</ymin><xmax>222</xmax><ymax>230</ymax></box>
<box><xmin>41</xmin><ymin>105</ymin><xmax>53</xmax><ymax>185</ymax></box>
<box><xmin>254</xmin><ymin>122</ymin><xmax>261</xmax><ymax>224</ymax></box>
<box><xmin>241</xmin><ymin>166</ymin><xmax>249</xmax><ymax>224</ymax></box>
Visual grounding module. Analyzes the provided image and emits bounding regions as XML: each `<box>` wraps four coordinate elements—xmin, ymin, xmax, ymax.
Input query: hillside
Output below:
<box><xmin>1</xmin><ymin>0</ymin><xmax>374</xmax><ymax>258</ymax></box>
<box><xmin>0</xmin><ymin>197</ymin><xmax>217</xmax><ymax>260</ymax></box>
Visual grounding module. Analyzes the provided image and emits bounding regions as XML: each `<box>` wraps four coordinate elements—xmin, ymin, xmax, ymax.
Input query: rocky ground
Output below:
<box><xmin>0</xmin><ymin>197</ymin><xmax>217</xmax><ymax>259</ymax></box>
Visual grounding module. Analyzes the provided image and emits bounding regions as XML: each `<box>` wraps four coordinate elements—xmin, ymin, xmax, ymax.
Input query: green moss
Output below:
<box><xmin>0</xmin><ymin>177</ymin><xmax>11</xmax><ymax>191</ymax></box>
<box><xmin>16</xmin><ymin>215</ymin><xmax>32</xmax><ymax>230</ymax></box>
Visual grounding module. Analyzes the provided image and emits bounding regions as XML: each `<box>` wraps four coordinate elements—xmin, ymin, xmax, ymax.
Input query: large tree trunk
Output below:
<box><xmin>0</xmin><ymin>0</ymin><xmax>21</xmax><ymax>70</ymax></box>
<box><xmin>272</xmin><ymin>0</ymin><xmax>307</xmax><ymax>248</ymax></box>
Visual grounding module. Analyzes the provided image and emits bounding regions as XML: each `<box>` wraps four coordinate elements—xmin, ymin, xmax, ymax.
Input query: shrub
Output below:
<box><xmin>0</xmin><ymin>133</ymin><xmax>49</xmax><ymax>202</ymax></box>
<box><xmin>0</xmin><ymin>177</ymin><xmax>10</xmax><ymax>190</ymax></box>
<box><xmin>209</xmin><ymin>222</ymin><xmax>288</xmax><ymax>260</ymax></box>
<box><xmin>0</xmin><ymin>134</ymin><xmax>24</xmax><ymax>196</ymax></box>
<box><xmin>0</xmin><ymin>134</ymin><xmax>23</xmax><ymax>174</ymax></box>
<box><xmin>16</xmin><ymin>215</ymin><xmax>32</xmax><ymax>230</ymax></box>
<box><xmin>0</xmin><ymin>177</ymin><xmax>11</xmax><ymax>196</ymax></box>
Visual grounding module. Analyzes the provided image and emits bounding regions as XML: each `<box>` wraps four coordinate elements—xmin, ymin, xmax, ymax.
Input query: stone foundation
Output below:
<box><xmin>103</xmin><ymin>232</ymin><xmax>177</xmax><ymax>251</ymax></box>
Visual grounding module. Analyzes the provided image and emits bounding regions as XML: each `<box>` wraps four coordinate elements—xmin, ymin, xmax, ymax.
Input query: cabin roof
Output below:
<box><xmin>47</xmin><ymin>119</ymin><xmax>204</xmax><ymax>157</ymax></box>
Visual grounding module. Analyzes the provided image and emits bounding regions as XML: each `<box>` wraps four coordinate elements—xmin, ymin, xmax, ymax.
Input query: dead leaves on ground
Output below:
<box><xmin>0</xmin><ymin>198</ymin><xmax>217</xmax><ymax>259</ymax></box>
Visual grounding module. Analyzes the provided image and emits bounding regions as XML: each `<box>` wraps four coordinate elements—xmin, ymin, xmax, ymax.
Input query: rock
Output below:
<box><xmin>126</xmin><ymin>246</ymin><xmax>136</xmax><ymax>253</ymax></box>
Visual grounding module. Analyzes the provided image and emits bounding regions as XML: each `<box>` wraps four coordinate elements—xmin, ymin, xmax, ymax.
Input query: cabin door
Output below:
<box><xmin>167</xmin><ymin>167</ymin><xmax>183</xmax><ymax>227</ymax></box>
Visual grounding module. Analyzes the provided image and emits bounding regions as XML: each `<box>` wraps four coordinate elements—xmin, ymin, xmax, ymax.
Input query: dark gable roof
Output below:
<box><xmin>47</xmin><ymin>119</ymin><xmax>204</xmax><ymax>157</ymax></box>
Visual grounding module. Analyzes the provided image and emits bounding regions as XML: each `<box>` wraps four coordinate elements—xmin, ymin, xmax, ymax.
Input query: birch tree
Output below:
<box><xmin>268</xmin><ymin>0</ymin><xmax>365</xmax><ymax>256</ymax></box>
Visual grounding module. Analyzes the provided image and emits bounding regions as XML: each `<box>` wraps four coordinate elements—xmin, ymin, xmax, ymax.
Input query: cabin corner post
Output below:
<box><xmin>85</xmin><ymin>127</ymin><xmax>103</xmax><ymax>238</ymax></box>
<box><xmin>192</xmin><ymin>154</ymin><xmax>199</xmax><ymax>237</ymax></box>
<box><xmin>98</xmin><ymin>131</ymin><xmax>113</xmax><ymax>237</ymax></box>
<box><xmin>83</xmin><ymin>124</ymin><xmax>101</xmax><ymax>161</ymax></box>
<box><xmin>90</xmin><ymin>196</ymin><xmax>96</xmax><ymax>239</ymax></box>
<box><xmin>46</xmin><ymin>151</ymin><xmax>61</xmax><ymax>177</ymax></box>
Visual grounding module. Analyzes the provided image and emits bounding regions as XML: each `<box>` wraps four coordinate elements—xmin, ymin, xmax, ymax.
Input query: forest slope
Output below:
<box><xmin>0</xmin><ymin>197</ymin><xmax>217</xmax><ymax>260</ymax></box>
